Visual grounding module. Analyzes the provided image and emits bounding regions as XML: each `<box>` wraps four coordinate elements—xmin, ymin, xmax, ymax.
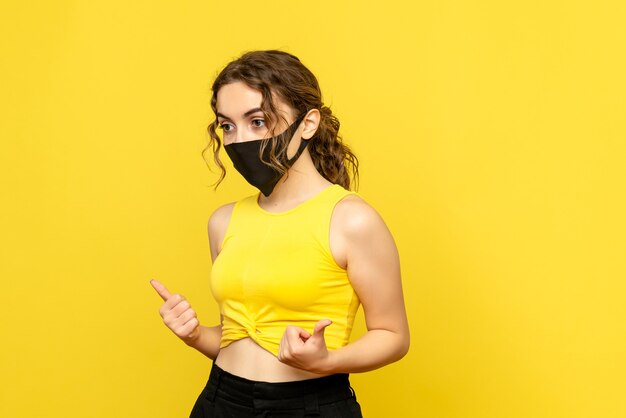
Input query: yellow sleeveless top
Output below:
<box><xmin>210</xmin><ymin>184</ymin><xmax>361</xmax><ymax>357</ymax></box>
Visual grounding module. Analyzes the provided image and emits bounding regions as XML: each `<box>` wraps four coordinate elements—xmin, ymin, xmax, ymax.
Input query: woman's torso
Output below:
<box><xmin>210</xmin><ymin>184</ymin><xmax>359</xmax><ymax>382</ymax></box>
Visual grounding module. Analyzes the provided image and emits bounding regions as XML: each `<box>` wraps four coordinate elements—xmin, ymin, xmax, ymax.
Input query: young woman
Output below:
<box><xmin>151</xmin><ymin>50</ymin><xmax>410</xmax><ymax>417</ymax></box>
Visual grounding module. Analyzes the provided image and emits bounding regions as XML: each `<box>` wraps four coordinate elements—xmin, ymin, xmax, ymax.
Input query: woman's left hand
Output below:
<box><xmin>277</xmin><ymin>319</ymin><xmax>334</xmax><ymax>373</ymax></box>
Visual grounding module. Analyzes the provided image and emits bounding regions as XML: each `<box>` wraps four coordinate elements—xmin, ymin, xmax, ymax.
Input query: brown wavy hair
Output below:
<box><xmin>202</xmin><ymin>50</ymin><xmax>359</xmax><ymax>190</ymax></box>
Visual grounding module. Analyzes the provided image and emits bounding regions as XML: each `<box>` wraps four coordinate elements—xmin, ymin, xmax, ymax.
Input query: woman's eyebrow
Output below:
<box><xmin>216</xmin><ymin>107</ymin><xmax>263</xmax><ymax>120</ymax></box>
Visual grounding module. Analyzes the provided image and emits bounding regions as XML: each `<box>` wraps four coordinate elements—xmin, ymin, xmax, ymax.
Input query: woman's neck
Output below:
<box><xmin>258</xmin><ymin>150</ymin><xmax>332</xmax><ymax>211</ymax></box>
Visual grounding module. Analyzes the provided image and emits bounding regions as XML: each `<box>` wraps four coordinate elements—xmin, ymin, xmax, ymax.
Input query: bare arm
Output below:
<box><xmin>326</xmin><ymin>196</ymin><xmax>410</xmax><ymax>372</ymax></box>
<box><xmin>184</xmin><ymin>324</ymin><xmax>222</xmax><ymax>359</ymax></box>
<box><xmin>277</xmin><ymin>196</ymin><xmax>410</xmax><ymax>373</ymax></box>
<box><xmin>185</xmin><ymin>202</ymin><xmax>236</xmax><ymax>358</ymax></box>
<box><xmin>149</xmin><ymin>203</ymin><xmax>235</xmax><ymax>360</ymax></box>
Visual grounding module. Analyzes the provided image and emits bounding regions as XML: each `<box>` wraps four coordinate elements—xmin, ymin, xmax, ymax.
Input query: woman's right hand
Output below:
<box><xmin>150</xmin><ymin>278</ymin><xmax>201</xmax><ymax>345</ymax></box>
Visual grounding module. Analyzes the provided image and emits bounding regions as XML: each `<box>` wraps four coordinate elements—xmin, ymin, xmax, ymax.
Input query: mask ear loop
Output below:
<box><xmin>259</xmin><ymin>111</ymin><xmax>305</xmax><ymax>165</ymax></box>
<box><xmin>285</xmin><ymin>111</ymin><xmax>311</xmax><ymax>165</ymax></box>
<box><xmin>259</xmin><ymin>111</ymin><xmax>310</xmax><ymax>171</ymax></box>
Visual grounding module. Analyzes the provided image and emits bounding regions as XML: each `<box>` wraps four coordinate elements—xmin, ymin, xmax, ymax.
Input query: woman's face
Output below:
<box><xmin>215</xmin><ymin>81</ymin><xmax>296</xmax><ymax>145</ymax></box>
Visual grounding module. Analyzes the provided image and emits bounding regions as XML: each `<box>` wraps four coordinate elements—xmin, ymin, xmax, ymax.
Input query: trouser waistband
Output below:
<box><xmin>206</xmin><ymin>363</ymin><xmax>356</xmax><ymax>412</ymax></box>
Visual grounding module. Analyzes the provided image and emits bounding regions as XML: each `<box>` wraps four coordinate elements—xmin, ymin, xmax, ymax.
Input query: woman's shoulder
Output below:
<box><xmin>207</xmin><ymin>193</ymin><xmax>258</xmax><ymax>229</ymax></box>
<box><xmin>207</xmin><ymin>202</ymin><xmax>237</xmax><ymax>260</ymax></box>
<box><xmin>333</xmin><ymin>193</ymin><xmax>389</xmax><ymax>238</ymax></box>
<box><xmin>209</xmin><ymin>201</ymin><xmax>236</xmax><ymax>227</ymax></box>
<box><xmin>208</xmin><ymin>201</ymin><xmax>237</xmax><ymax>240</ymax></box>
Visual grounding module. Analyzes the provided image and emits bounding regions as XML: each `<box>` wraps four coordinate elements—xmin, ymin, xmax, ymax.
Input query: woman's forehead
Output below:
<box><xmin>216</xmin><ymin>82</ymin><xmax>261</xmax><ymax>114</ymax></box>
<box><xmin>216</xmin><ymin>81</ymin><xmax>292</xmax><ymax>119</ymax></box>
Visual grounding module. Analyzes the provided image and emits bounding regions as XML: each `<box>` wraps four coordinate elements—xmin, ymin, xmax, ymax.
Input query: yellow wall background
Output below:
<box><xmin>1</xmin><ymin>1</ymin><xmax>625</xmax><ymax>417</ymax></box>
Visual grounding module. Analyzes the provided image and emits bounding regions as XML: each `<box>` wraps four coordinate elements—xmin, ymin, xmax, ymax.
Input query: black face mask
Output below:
<box><xmin>224</xmin><ymin>113</ymin><xmax>309</xmax><ymax>197</ymax></box>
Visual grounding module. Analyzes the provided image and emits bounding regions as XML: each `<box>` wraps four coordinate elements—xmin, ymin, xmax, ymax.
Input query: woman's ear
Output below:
<box><xmin>301</xmin><ymin>109</ymin><xmax>321</xmax><ymax>140</ymax></box>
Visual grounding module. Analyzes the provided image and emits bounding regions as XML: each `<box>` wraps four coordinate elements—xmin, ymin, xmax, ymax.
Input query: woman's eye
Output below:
<box><xmin>219</xmin><ymin>123</ymin><xmax>233</xmax><ymax>132</ymax></box>
<box><xmin>251</xmin><ymin>119</ymin><xmax>265</xmax><ymax>128</ymax></box>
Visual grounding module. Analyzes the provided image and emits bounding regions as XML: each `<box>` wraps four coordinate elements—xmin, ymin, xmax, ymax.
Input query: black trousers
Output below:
<box><xmin>189</xmin><ymin>363</ymin><xmax>363</xmax><ymax>417</ymax></box>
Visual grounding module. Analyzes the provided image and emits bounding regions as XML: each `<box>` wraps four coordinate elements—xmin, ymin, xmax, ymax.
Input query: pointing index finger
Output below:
<box><xmin>150</xmin><ymin>278</ymin><xmax>172</xmax><ymax>301</ymax></box>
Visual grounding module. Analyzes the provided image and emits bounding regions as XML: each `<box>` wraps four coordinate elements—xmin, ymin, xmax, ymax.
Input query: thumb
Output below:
<box><xmin>312</xmin><ymin>319</ymin><xmax>332</xmax><ymax>340</ymax></box>
<box><xmin>150</xmin><ymin>278</ymin><xmax>172</xmax><ymax>301</ymax></box>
